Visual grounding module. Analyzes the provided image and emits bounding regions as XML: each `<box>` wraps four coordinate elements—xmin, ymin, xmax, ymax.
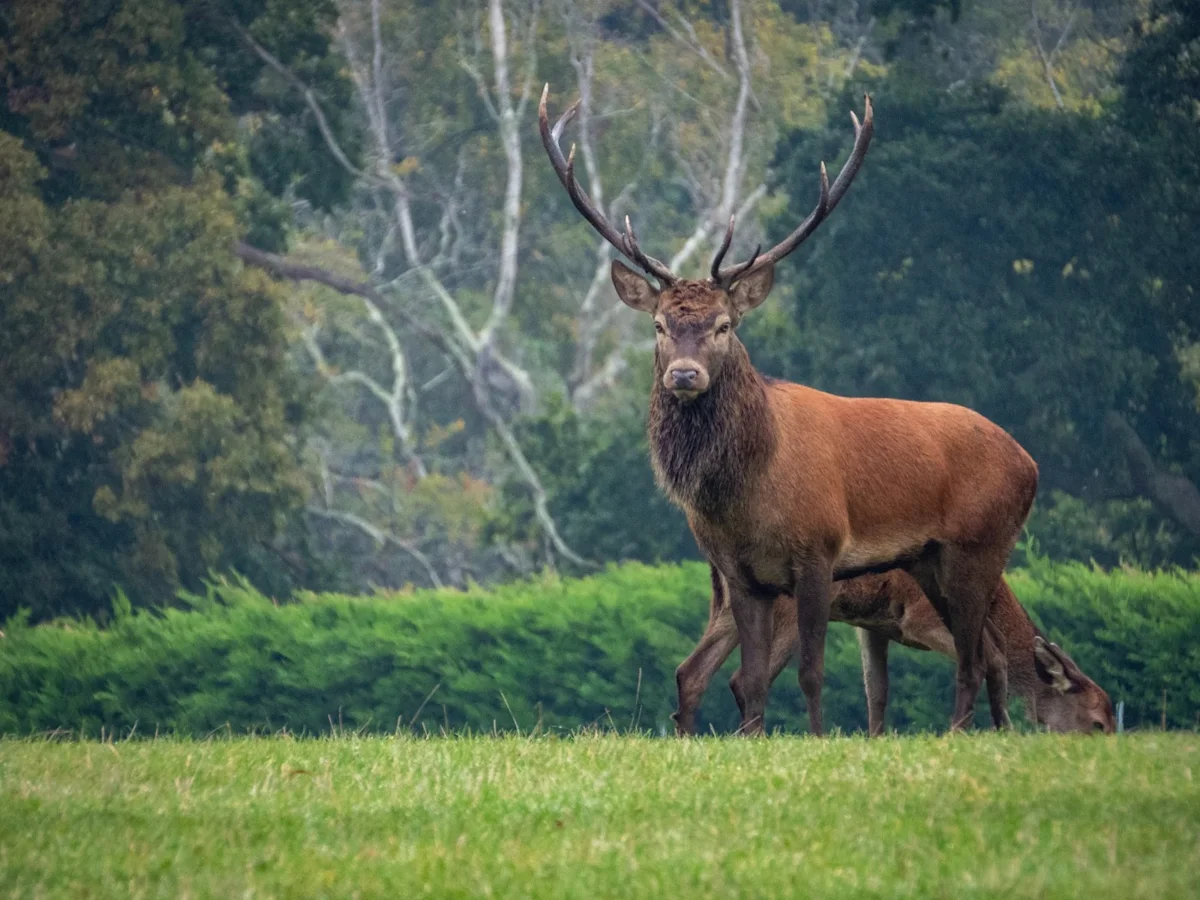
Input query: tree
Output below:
<box><xmin>0</xmin><ymin>0</ymin><xmax>350</xmax><ymax>618</ymax></box>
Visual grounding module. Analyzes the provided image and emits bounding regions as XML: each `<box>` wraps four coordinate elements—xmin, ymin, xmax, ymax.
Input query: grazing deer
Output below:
<box><xmin>540</xmin><ymin>87</ymin><xmax>1038</xmax><ymax>734</ymax></box>
<box><xmin>673</xmin><ymin>564</ymin><xmax>1116</xmax><ymax>735</ymax></box>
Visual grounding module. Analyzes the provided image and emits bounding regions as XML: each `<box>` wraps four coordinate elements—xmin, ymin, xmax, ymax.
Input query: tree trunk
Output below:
<box><xmin>1105</xmin><ymin>411</ymin><xmax>1200</xmax><ymax>538</ymax></box>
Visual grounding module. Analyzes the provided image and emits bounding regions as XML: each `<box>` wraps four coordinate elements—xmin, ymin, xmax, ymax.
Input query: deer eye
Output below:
<box><xmin>716</xmin><ymin>322</ymin><xmax>732</xmax><ymax>335</ymax></box>
<box><xmin>654</xmin><ymin>321</ymin><xmax>666</xmax><ymax>335</ymax></box>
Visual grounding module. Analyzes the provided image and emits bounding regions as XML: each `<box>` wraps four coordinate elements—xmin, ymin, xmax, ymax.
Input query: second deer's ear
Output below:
<box><xmin>611</xmin><ymin>260</ymin><xmax>658</xmax><ymax>313</ymax></box>
<box><xmin>730</xmin><ymin>263</ymin><xmax>775</xmax><ymax>316</ymax></box>
<box><xmin>1034</xmin><ymin>637</ymin><xmax>1082</xmax><ymax>694</ymax></box>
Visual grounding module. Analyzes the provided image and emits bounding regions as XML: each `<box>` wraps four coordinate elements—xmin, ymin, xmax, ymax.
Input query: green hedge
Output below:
<box><xmin>1</xmin><ymin>560</ymin><xmax>1197</xmax><ymax>736</ymax></box>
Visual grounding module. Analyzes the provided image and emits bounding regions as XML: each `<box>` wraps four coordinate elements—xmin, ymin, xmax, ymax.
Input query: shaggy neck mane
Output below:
<box><xmin>648</xmin><ymin>339</ymin><xmax>776</xmax><ymax>519</ymax></box>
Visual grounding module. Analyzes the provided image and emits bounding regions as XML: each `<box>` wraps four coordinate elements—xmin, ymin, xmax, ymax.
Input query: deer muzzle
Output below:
<box><xmin>664</xmin><ymin>360</ymin><xmax>710</xmax><ymax>398</ymax></box>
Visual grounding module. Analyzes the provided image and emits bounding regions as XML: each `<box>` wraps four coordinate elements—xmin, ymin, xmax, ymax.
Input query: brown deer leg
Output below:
<box><xmin>727</xmin><ymin>582</ymin><xmax>775</xmax><ymax>736</ymax></box>
<box><xmin>727</xmin><ymin>595</ymin><xmax>799</xmax><ymax>733</ymax></box>
<box><xmin>857</xmin><ymin>628</ymin><xmax>890</xmax><ymax>737</ymax></box>
<box><xmin>934</xmin><ymin>545</ymin><xmax>1005</xmax><ymax>732</ymax></box>
<box><xmin>766</xmin><ymin>597</ymin><xmax>799</xmax><ymax>685</ymax></box>
<box><xmin>673</xmin><ymin>614</ymin><xmax>739</xmax><ymax>736</ymax></box>
<box><xmin>794</xmin><ymin>558</ymin><xmax>834</xmax><ymax>737</ymax></box>
<box><xmin>982</xmin><ymin>622</ymin><xmax>1012</xmax><ymax>730</ymax></box>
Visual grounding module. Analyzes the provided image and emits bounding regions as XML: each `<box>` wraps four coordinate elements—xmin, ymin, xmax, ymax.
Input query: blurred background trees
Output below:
<box><xmin>2</xmin><ymin>0</ymin><xmax>1198</xmax><ymax>618</ymax></box>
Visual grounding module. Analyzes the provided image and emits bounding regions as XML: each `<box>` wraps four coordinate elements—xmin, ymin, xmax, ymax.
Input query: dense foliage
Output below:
<box><xmin>3</xmin><ymin>0</ymin><xmax>1199</xmax><ymax>613</ymax></box>
<box><xmin>0</xmin><ymin>0</ymin><xmax>355</xmax><ymax>619</ymax></box>
<box><xmin>2</xmin><ymin>560</ymin><xmax>1196</xmax><ymax>736</ymax></box>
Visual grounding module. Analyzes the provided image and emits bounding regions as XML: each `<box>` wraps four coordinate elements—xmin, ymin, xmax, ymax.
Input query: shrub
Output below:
<box><xmin>1</xmin><ymin>561</ymin><xmax>1196</xmax><ymax>736</ymax></box>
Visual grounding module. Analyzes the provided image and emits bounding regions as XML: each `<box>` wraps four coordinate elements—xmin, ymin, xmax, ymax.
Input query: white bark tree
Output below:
<box><xmin>234</xmin><ymin>0</ymin><xmax>864</xmax><ymax>586</ymax></box>
<box><xmin>237</xmin><ymin>0</ymin><xmax>588</xmax><ymax>579</ymax></box>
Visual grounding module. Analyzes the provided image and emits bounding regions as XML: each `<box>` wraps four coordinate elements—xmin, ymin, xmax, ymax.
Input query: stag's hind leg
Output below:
<box><xmin>909</xmin><ymin>545</ymin><xmax>1007</xmax><ymax>731</ymax></box>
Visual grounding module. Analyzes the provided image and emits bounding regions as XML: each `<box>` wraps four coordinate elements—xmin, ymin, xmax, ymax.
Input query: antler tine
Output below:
<box><xmin>538</xmin><ymin>84</ymin><xmax>677</xmax><ymax>286</ymax></box>
<box><xmin>716</xmin><ymin>94</ymin><xmax>874</xmax><ymax>285</ymax></box>
<box><xmin>725</xmin><ymin>243</ymin><xmax>761</xmax><ymax>284</ymax></box>
<box><xmin>551</xmin><ymin>102</ymin><xmax>579</xmax><ymax>147</ymax></box>
<box><xmin>827</xmin><ymin>94</ymin><xmax>874</xmax><ymax>210</ymax></box>
<box><xmin>620</xmin><ymin>216</ymin><xmax>676</xmax><ymax>285</ymax></box>
<box><xmin>710</xmin><ymin>215</ymin><xmax>736</xmax><ymax>282</ymax></box>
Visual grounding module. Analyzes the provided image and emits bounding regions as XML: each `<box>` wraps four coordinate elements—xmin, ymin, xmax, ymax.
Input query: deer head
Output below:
<box><xmin>539</xmin><ymin>85</ymin><xmax>873</xmax><ymax>401</ymax></box>
<box><xmin>1032</xmin><ymin>636</ymin><xmax>1117</xmax><ymax>734</ymax></box>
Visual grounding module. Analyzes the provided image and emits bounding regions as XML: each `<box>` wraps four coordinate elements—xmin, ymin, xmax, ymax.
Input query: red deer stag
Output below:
<box><xmin>539</xmin><ymin>86</ymin><xmax>1039</xmax><ymax>734</ymax></box>
<box><xmin>674</xmin><ymin>564</ymin><xmax>1115</xmax><ymax>735</ymax></box>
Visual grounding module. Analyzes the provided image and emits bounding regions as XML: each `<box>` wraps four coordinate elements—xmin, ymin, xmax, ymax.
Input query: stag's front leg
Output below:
<box><xmin>794</xmin><ymin>558</ymin><xmax>834</xmax><ymax>737</ymax></box>
<box><xmin>673</xmin><ymin>566</ymin><xmax>739</xmax><ymax>735</ymax></box>
<box><xmin>727</xmin><ymin>580</ymin><xmax>775</xmax><ymax>736</ymax></box>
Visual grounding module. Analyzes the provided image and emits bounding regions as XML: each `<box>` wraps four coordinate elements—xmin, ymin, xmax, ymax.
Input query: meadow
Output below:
<box><xmin>2</xmin><ymin>732</ymin><xmax>1197</xmax><ymax>898</ymax></box>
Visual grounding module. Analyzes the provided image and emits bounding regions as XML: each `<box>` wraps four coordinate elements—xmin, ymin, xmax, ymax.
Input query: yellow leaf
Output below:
<box><xmin>393</xmin><ymin>156</ymin><xmax>421</xmax><ymax>177</ymax></box>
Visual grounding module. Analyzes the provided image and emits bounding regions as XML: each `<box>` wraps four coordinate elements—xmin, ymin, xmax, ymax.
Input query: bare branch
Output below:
<box><xmin>1050</xmin><ymin>1</ymin><xmax>1077</xmax><ymax>58</ymax></box>
<box><xmin>254</xmin><ymin>7</ymin><xmax>488</xmax><ymax>378</ymax></box>
<box><xmin>316</xmin><ymin>443</ymin><xmax>335</xmax><ymax>507</ymax></box>
<box><xmin>634</xmin><ymin>0</ymin><xmax>729</xmax><ymax>78</ymax></box>
<box><xmin>514</xmin><ymin>0</ymin><xmax>542</xmax><ymax>121</ymax></box>
<box><xmin>370</xmin><ymin>0</ymin><xmax>391</xmax><ymax>148</ymax></box>
<box><xmin>255</xmin><ymin>246</ymin><xmax>425</xmax><ymax>473</ymax></box>
<box><xmin>372</xmin><ymin>223</ymin><xmax>396</xmax><ymax>277</ymax></box>
<box><xmin>573</xmin><ymin>338</ymin><xmax>655</xmax><ymax>410</ymax></box>
<box><xmin>839</xmin><ymin>17</ymin><xmax>876</xmax><ymax>86</ymax></box>
<box><xmin>236</xmin><ymin>242</ymin><xmax>444</xmax><ymax>350</ymax></box>
<box><xmin>459</xmin><ymin>57</ymin><xmax>501</xmax><ymax>122</ymax></box>
<box><xmin>661</xmin><ymin>0</ymin><xmax>760</xmax><ymax>279</ymax></box>
<box><xmin>719</xmin><ymin>0</ymin><xmax>753</xmax><ymax>222</ymax></box>
<box><xmin>307</xmin><ymin>507</ymin><xmax>444</xmax><ymax>587</ymax></box>
<box><xmin>335</xmin><ymin>15</ymin><xmax>470</xmax><ymax>352</ymax></box>
<box><xmin>230</xmin><ymin>19</ymin><xmax>387</xmax><ymax>190</ymax></box>
<box><xmin>306</xmin><ymin>301</ymin><xmax>423</xmax><ymax>476</ymax></box>
<box><xmin>479</xmin><ymin>0</ymin><xmax>537</xmax><ymax>348</ymax></box>
<box><xmin>481</xmin><ymin>398</ymin><xmax>594</xmax><ymax>569</ymax></box>
<box><xmin>1031</xmin><ymin>0</ymin><xmax>1067</xmax><ymax>111</ymax></box>
<box><xmin>568</xmin><ymin>40</ymin><xmax>604</xmax><ymax>213</ymax></box>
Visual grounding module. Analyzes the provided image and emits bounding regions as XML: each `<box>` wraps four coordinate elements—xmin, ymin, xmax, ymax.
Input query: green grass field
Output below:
<box><xmin>1</xmin><ymin>734</ymin><xmax>1197</xmax><ymax>898</ymax></box>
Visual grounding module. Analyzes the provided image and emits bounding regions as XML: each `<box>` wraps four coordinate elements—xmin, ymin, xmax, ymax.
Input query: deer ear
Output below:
<box><xmin>611</xmin><ymin>260</ymin><xmax>658</xmax><ymax>313</ymax></box>
<box><xmin>729</xmin><ymin>263</ymin><xmax>775</xmax><ymax>316</ymax></box>
<box><xmin>1034</xmin><ymin>637</ymin><xmax>1083</xmax><ymax>694</ymax></box>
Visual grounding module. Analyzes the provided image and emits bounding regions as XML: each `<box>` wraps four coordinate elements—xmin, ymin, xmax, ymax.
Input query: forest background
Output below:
<box><xmin>2</xmin><ymin>0</ymin><xmax>1199</xmax><ymax>623</ymax></box>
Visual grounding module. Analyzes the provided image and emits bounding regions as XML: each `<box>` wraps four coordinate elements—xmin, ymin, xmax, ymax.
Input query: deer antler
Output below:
<box><xmin>539</xmin><ymin>85</ymin><xmax>678</xmax><ymax>286</ymax></box>
<box><xmin>712</xmin><ymin>95</ymin><xmax>874</xmax><ymax>287</ymax></box>
<box><xmin>710</xmin><ymin>214</ymin><xmax>761</xmax><ymax>284</ymax></box>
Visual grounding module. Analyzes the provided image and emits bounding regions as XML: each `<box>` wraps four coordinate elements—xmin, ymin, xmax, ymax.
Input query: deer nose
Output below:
<box><xmin>671</xmin><ymin>368</ymin><xmax>699</xmax><ymax>389</ymax></box>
